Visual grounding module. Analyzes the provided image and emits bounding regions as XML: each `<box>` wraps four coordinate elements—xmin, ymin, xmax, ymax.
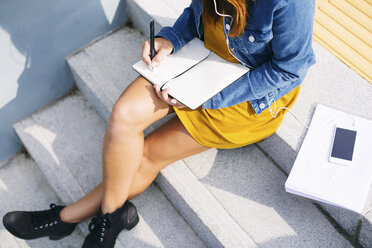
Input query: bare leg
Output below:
<box><xmin>100</xmin><ymin>76</ymin><xmax>176</xmax><ymax>214</ymax></box>
<box><xmin>60</xmin><ymin>75</ymin><xmax>210</xmax><ymax>221</ymax></box>
<box><xmin>60</xmin><ymin>115</ymin><xmax>210</xmax><ymax>223</ymax></box>
<box><xmin>60</xmin><ymin>182</ymin><xmax>104</xmax><ymax>223</ymax></box>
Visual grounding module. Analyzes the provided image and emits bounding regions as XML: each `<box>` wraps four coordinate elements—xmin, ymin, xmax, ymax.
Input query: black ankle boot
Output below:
<box><xmin>83</xmin><ymin>201</ymin><xmax>139</xmax><ymax>248</ymax></box>
<box><xmin>2</xmin><ymin>203</ymin><xmax>77</xmax><ymax>240</ymax></box>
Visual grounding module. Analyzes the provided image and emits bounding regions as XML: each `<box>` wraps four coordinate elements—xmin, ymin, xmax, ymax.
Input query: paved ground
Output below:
<box><xmin>0</xmin><ymin>153</ymin><xmax>84</xmax><ymax>248</ymax></box>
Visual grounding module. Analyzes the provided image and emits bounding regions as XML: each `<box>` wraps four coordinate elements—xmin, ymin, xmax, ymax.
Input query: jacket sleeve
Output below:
<box><xmin>203</xmin><ymin>0</ymin><xmax>315</xmax><ymax>109</ymax></box>
<box><xmin>156</xmin><ymin>2</ymin><xmax>200</xmax><ymax>53</ymax></box>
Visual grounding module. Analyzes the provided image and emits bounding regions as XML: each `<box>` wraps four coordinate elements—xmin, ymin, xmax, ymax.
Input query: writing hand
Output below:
<box><xmin>142</xmin><ymin>37</ymin><xmax>173</xmax><ymax>69</ymax></box>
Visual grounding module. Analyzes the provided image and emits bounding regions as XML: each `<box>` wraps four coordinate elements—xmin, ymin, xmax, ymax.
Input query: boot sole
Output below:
<box><xmin>108</xmin><ymin>214</ymin><xmax>140</xmax><ymax>248</ymax></box>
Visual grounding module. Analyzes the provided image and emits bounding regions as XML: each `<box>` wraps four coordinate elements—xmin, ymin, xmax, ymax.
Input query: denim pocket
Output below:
<box><xmin>242</xmin><ymin>29</ymin><xmax>272</xmax><ymax>54</ymax></box>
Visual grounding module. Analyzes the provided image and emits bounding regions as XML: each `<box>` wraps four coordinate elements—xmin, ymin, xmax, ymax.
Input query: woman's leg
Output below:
<box><xmin>60</xmin><ymin>75</ymin><xmax>210</xmax><ymax>222</ymax></box>
<box><xmin>60</xmin><ymin>114</ymin><xmax>210</xmax><ymax>223</ymax></box>
<box><xmin>128</xmin><ymin>114</ymin><xmax>211</xmax><ymax>199</ymax></box>
<box><xmin>100</xmin><ymin>75</ymin><xmax>176</xmax><ymax>214</ymax></box>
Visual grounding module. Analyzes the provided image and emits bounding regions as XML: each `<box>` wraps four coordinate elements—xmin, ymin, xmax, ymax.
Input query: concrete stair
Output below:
<box><xmin>65</xmin><ymin>11</ymin><xmax>358</xmax><ymax>248</ymax></box>
<box><xmin>12</xmin><ymin>91</ymin><xmax>206</xmax><ymax>248</ymax></box>
<box><xmin>0</xmin><ymin>153</ymin><xmax>85</xmax><ymax>248</ymax></box>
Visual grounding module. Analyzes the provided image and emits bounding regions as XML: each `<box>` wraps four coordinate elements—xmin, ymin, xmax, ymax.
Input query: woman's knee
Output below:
<box><xmin>108</xmin><ymin>100</ymin><xmax>146</xmax><ymax>134</ymax></box>
<box><xmin>107</xmin><ymin>76</ymin><xmax>173</xmax><ymax>134</ymax></box>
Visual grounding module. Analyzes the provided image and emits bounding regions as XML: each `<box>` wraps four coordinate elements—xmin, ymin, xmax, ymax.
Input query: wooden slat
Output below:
<box><xmin>314</xmin><ymin>21</ymin><xmax>372</xmax><ymax>83</ymax></box>
<box><xmin>314</xmin><ymin>9</ymin><xmax>372</xmax><ymax>62</ymax></box>
<box><xmin>330</xmin><ymin>0</ymin><xmax>372</xmax><ymax>32</ymax></box>
<box><xmin>345</xmin><ymin>0</ymin><xmax>372</xmax><ymax>19</ymax></box>
<box><xmin>314</xmin><ymin>0</ymin><xmax>372</xmax><ymax>84</ymax></box>
<box><xmin>317</xmin><ymin>0</ymin><xmax>372</xmax><ymax>46</ymax></box>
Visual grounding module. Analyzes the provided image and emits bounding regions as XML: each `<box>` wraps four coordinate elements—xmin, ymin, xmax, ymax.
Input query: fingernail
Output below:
<box><xmin>170</xmin><ymin>99</ymin><xmax>177</xmax><ymax>104</ymax></box>
<box><xmin>152</xmin><ymin>62</ymin><xmax>158</xmax><ymax>67</ymax></box>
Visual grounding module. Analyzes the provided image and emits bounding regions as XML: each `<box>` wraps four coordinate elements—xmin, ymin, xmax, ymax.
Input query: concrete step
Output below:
<box><xmin>66</xmin><ymin>23</ymin><xmax>355</xmax><ymax>247</ymax></box>
<box><xmin>126</xmin><ymin>0</ymin><xmax>190</xmax><ymax>37</ymax></box>
<box><xmin>0</xmin><ymin>153</ymin><xmax>84</xmax><ymax>248</ymax></box>
<box><xmin>127</xmin><ymin>0</ymin><xmax>372</xmax><ymax>246</ymax></box>
<box><xmin>12</xmin><ymin>92</ymin><xmax>206</xmax><ymax>248</ymax></box>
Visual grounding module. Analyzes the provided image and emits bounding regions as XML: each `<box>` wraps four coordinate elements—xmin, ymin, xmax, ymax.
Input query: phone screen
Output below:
<box><xmin>331</xmin><ymin>127</ymin><xmax>357</xmax><ymax>161</ymax></box>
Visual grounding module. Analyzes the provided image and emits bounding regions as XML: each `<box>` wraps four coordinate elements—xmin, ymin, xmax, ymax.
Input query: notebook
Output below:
<box><xmin>285</xmin><ymin>104</ymin><xmax>372</xmax><ymax>214</ymax></box>
<box><xmin>132</xmin><ymin>38</ymin><xmax>250</xmax><ymax>110</ymax></box>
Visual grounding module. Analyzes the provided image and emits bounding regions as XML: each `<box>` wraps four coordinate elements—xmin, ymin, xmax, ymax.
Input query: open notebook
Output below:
<box><xmin>132</xmin><ymin>38</ymin><xmax>250</xmax><ymax>110</ymax></box>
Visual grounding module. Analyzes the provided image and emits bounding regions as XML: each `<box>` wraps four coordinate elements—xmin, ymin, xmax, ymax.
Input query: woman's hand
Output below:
<box><xmin>142</xmin><ymin>37</ymin><xmax>173</xmax><ymax>68</ymax></box>
<box><xmin>142</xmin><ymin>37</ymin><xmax>186</xmax><ymax>108</ymax></box>
<box><xmin>153</xmin><ymin>84</ymin><xmax>186</xmax><ymax>108</ymax></box>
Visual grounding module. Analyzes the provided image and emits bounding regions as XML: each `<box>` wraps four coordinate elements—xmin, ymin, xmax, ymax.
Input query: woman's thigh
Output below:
<box><xmin>109</xmin><ymin>76</ymin><xmax>174</xmax><ymax>131</ymax></box>
<box><xmin>143</xmin><ymin>115</ymin><xmax>211</xmax><ymax>171</ymax></box>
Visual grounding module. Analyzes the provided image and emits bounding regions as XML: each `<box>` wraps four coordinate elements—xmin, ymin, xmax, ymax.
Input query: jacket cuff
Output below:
<box><xmin>201</xmin><ymin>98</ymin><xmax>213</xmax><ymax>109</ymax></box>
<box><xmin>156</xmin><ymin>26</ymin><xmax>186</xmax><ymax>53</ymax></box>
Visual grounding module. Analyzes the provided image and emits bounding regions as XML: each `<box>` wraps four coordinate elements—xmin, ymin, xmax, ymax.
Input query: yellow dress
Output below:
<box><xmin>172</xmin><ymin>15</ymin><xmax>301</xmax><ymax>149</ymax></box>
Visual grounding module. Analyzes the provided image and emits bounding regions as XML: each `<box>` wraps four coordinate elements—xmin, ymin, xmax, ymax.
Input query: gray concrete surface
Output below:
<box><xmin>156</xmin><ymin>160</ymin><xmax>256</xmax><ymax>248</ymax></box>
<box><xmin>183</xmin><ymin>147</ymin><xmax>353</xmax><ymax>248</ymax></box>
<box><xmin>66</xmin><ymin>26</ymin><xmax>143</xmax><ymax>121</ymax></box>
<box><xmin>359</xmin><ymin>195</ymin><xmax>372</xmax><ymax>248</ymax></box>
<box><xmin>0</xmin><ymin>153</ymin><xmax>84</xmax><ymax>248</ymax></box>
<box><xmin>126</xmin><ymin>0</ymin><xmax>190</xmax><ymax>37</ymax></box>
<box><xmin>13</xmin><ymin>92</ymin><xmax>206</xmax><ymax>248</ymax></box>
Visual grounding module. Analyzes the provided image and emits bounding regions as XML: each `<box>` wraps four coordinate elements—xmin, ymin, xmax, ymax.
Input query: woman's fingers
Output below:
<box><xmin>141</xmin><ymin>40</ymin><xmax>152</xmax><ymax>67</ymax></box>
<box><xmin>154</xmin><ymin>84</ymin><xmax>162</xmax><ymax>99</ymax></box>
<box><xmin>170</xmin><ymin>98</ymin><xmax>186</xmax><ymax>108</ymax></box>
<box><xmin>153</xmin><ymin>85</ymin><xmax>186</xmax><ymax>108</ymax></box>
<box><xmin>161</xmin><ymin>87</ymin><xmax>170</xmax><ymax>102</ymax></box>
<box><xmin>151</xmin><ymin>49</ymin><xmax>168</xmax><ymax>65</ymax></box>
<box><xmin>154</xmin><ymin>85</ymin><xmax>186</xmax><ymax>108</ymax></box>
<box><xmin>142</xmin><ymin>37</ymin><xmax>174</xmax><ymax>69</ymax></box>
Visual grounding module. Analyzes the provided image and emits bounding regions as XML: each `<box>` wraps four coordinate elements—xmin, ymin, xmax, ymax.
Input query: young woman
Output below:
<box><xmin>3</xmin><ymin>0</ymin><xmax>315</xmax><ymax>247</ymax></box>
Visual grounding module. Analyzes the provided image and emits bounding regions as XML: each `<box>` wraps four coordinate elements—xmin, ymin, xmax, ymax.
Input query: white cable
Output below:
<box><xmin>213</xmin><ymin>0</ymin><xmax>253</xmax><ymax>68</ymax></box>
<box><xmin>361</xmin><ymin>207</ymin><xmax>372</xmax><ymax>219</ymax></box>
<box><xmin>268</xmin><ymin>98</ymin><xmax>356</xmax><ymax>131</ymax></box>
<box><xmin>213</xmin><ymin>0</ymin><xmax>233</xmax><ymax>18</ymax></box>
<box><xmin>360</xmin><ymin>207</ymin><xmax>372</xmax><ymax>221</ymax></box>
<box><xmin>269</xmin><ymin>99</ymin><xmax>311</xmax><ymax>129</ymax></box>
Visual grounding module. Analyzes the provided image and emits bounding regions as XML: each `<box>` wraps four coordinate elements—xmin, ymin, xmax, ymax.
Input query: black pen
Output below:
<box><xmin>150</xmin><ymin>20</ymin><xmax>155</xmax><ymax>70</ymax></box>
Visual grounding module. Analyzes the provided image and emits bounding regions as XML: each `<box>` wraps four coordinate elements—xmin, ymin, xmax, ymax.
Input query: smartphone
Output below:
<box><xmin>329</xmin><ymin>125</ymin><xmax>357</xmax><ymax>166</ymax></box>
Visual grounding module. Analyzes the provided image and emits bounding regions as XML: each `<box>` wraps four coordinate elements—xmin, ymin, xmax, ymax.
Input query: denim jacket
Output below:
<box><xmin>156</xmin><ymin>0</ymin><xmax>316</xmax><ymax>115</ymax></box>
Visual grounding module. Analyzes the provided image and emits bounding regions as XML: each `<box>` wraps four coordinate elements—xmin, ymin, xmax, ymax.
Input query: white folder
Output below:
<box><xmin>285</xmin><ymin>104</ymin><xmax>372</xmax><ymax>214</ymax></box>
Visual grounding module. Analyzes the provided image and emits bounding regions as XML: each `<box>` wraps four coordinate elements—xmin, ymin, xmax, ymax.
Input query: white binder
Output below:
<box><xmin>285</xmin><ymin>104</ymin><xmax>372</xmax><ymax>213</ymax></box>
